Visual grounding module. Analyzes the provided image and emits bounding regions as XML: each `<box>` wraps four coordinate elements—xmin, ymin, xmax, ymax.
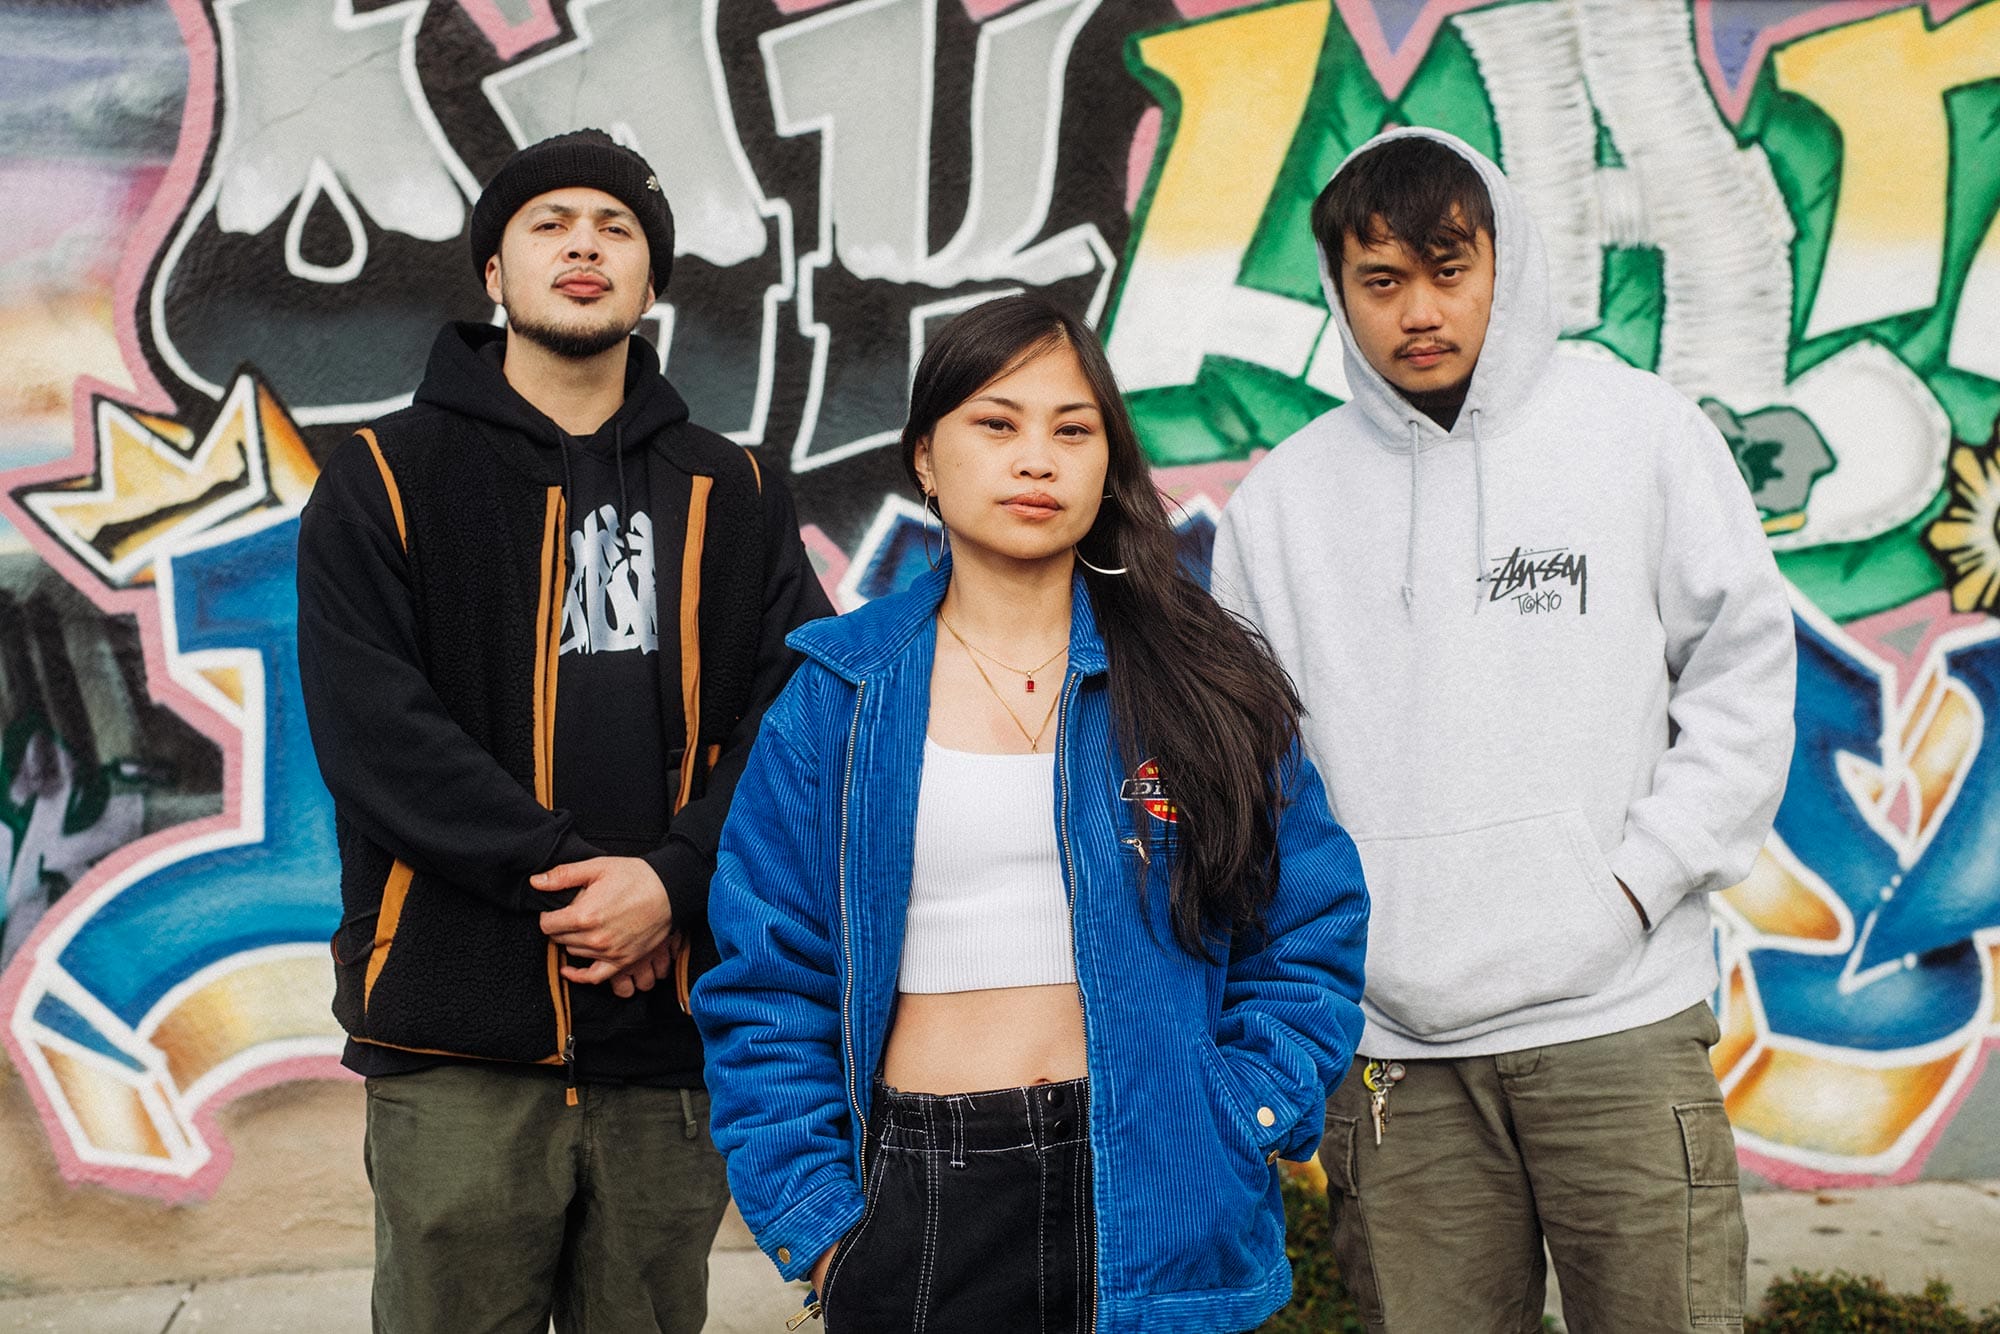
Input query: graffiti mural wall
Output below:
<box><xmin>1</xmin><ymin>0</ymin><xmax>1997</xmax><ymax>1210</ymax></box>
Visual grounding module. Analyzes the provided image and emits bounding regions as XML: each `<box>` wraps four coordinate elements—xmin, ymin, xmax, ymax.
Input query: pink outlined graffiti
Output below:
<box><xmin>105</xmin><ymin>0</ymin><xmax>218</xmax><ymax>425</ymax></box>
<box><xmin>0</xmin><ymin>401</ymin><xmax>344</xmax><ymax>1202</ymax></box>
<box><xmin>1846</xmin><ymin>591</ymin><xmax>1997</xmax><ymax>707</ymax></box>
<box><xmin>1693</xmin><ymin>0</ymin><xmax>1987</xmax><ymax>124</ymax></box>
<box><xmin>451</xmin><ymin>0</ymin><xmax>560</xmax><ymax>60</ymax></box>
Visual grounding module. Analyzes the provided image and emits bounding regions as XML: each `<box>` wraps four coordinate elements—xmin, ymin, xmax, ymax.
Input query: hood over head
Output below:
<box><xmin>1312</xmin><ymin>128</ymin><xmax>1560</xmax><ymax>616</ymax></box>
<box><xmin>412</xmin><ymin>321</ymin><xmax>690</xmax><ymax>452</ymax></box>
<box><xmin>1316</xmin><ymin>127</ymin><xmax>1558</xmax><ymax>447</ymax></box>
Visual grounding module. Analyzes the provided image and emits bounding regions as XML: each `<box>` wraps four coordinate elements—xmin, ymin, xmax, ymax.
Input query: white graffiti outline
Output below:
<box><xmin>762</xmin><ymin>0</ymin><xmax>927</xmax><ymax>476</ymax></box>
<box><xmin>4</xmin><ymin>504</ymin><xmax>331</xmax><ymax>1184</ymax></box>
<box><xmin>482</xmin><ymin>0</ymin><xmax>798</xmax><ymax>446</ymax></box>
<box><xmin>280</xmin><ymin>157</ymin><xmax>368</xmax><ymax>285</ymax></box>
<box><xmin>1716</xmin><ymin>919</ymin><xmax>1996</xmax><ymax>1180</ymax></box>
<box><xmin>149</xmin><ymin>0</ymin><xmax>479</xmax><ymax>426</ymax></box>
<box><xmin>1710</xmin><ymin>594</ymin><xmax>2000</xmax><ymax>1180</ymax></box>
<box><xmin>763</xmin><ymin>0</ymin><xmax>1115</xmax><ymax>474</ymax></box>
<box><xmin>22</xmin><ymin>376</ymin><xmax>276</xmax><ymax>587</ymax></box>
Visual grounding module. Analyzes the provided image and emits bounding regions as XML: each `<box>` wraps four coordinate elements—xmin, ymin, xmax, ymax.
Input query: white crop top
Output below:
<box><xmin>897</xmin><ymin>739</ymin><xmax>1077</xmax><ymax>994</ymax></box>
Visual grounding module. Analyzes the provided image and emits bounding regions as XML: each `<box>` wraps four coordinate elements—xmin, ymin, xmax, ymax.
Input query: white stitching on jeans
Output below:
<box><xmin>821</xmin><ymin>1131</ymin><xmax>889</xmax><ymax>1321</ymax></box>
<box><xmin>1040</xmin><ymin>1104</ymin><xmax>1056</xmax><ymax>1334</ymax></box>
<box><xmin>1072</xmin><ymin>1122</ymin><xmax>1085</xmax><ymax>1334</ymax></box>
<box><xmin>915</xmin><ymin>1099</ymin><xmax>938</xmax><ymax>1334</ymax></box>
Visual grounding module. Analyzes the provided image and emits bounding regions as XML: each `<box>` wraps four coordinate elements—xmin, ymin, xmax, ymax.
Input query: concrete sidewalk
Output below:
<box><xmin>5</xmin><ymin>1181</ymin><xmax>1997</xmax><ymax>1332</ymax></box>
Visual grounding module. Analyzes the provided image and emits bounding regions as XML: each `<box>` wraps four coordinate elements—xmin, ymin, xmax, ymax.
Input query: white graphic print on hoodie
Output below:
<box><xmin>1212</xmin><ymin>128</ymin><xmax>1797</xmax><ymax>1059</ymax></box>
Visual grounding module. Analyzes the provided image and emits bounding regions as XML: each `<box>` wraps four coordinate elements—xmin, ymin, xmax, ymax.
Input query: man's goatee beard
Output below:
<box><xmin>509</xmin><ymin>313</ymin><xmax>634</xmax><ymax>360</ymax></box>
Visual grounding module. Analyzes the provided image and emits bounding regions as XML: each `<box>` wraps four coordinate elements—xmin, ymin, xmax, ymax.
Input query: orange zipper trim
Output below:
<box><xmin>670</xmin><ymin>476</ymin><xmax>712</xmax><ymax>1014</ymax></box>
<box><xmin>534</xmin><ymin>486</ymin><xmax>576</xmax><ymax>1101</ymax></box>
<box><xmin>362</xmin><ymin>860</ymin><xmax>415</xmax><ymax>1007</ymax></box>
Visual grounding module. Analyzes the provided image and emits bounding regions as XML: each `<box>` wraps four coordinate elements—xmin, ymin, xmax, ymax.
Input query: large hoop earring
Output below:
<box><xmin>1077</xmin><ymin>489</ymin><xmax>1129</xmax><ymax>576</ymax></box>
<box><xmin>923</xmin><ymin>492</ymin><xmax>948</xmax><ymax>570</ymax></box>
<box><xmin>1075</xmin><ymin>544</ymin><xmax>1128</xmax><ymax>576</ymax></box>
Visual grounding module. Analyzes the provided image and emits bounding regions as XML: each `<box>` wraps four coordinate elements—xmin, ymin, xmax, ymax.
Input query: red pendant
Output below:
<box><xmin>1025</xmin><ymin>677</ymin><xmax>1036</xmax><ymax>693</ymax></box>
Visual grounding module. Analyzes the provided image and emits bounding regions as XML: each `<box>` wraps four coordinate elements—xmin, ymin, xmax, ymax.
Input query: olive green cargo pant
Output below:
<box><xmin>1320</xmin><ymin>1003</ymin><xmax>1747</xmax><ymax>1334</ymax></box>
<box><xmin>364</xmin><ymin>1064</ymin><xmax>731</xmax><ymax>1334</ymax></box>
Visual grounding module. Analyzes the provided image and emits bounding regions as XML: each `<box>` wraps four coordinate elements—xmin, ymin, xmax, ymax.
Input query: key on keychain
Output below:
<box><xmin>1361</xmin><ymin>1060</ymin><xmax>1406</xmax><ymax>1146</ymax></box>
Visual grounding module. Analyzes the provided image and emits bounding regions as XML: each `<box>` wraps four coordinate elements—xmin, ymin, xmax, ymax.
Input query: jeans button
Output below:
<box><xmin>1052</xmin><ymin>1119</ymin><xmax>1069</xmax><ymax>1138</ymax></box>
<box><xmin>1045</xmin><ymin>1086</ymin><xmax>1062</xmax><ymax>1106</ymax></box>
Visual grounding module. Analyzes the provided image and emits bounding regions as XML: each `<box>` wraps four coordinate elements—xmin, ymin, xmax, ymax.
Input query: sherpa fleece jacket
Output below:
<box><xmin>298</xmin><ymin>322</ymin><xmax>830</xmax><ymax>1077</ymax></box>
<box><xmin>1212</xmin><ymin>128</ymin><xmax>1796</xmax><ymax>1060</ymax></box>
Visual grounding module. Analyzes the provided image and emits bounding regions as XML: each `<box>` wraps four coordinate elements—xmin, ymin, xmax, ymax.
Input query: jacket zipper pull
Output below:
<box><xmin>785</xmin><ymin>1298</ymin><xmax>823</xmax><ymax>1329</ymax></box>
<box><xmin>563</xmin><ymin>1034</ymin><xmax>578</xmax><ymax>1107</ymax></box>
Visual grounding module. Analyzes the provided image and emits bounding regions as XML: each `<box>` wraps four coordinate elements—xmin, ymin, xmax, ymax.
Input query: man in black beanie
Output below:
<box><xmin>297</xmin><ymin>128</ymin><xmax>832</xmax><ymax>1333</ymax></box>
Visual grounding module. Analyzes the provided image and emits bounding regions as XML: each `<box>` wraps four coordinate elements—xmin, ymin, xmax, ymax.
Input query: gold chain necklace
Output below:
<box><xmin>939</xmin><ymin>616</ymin><xmax>1062</xmax><ymax>751</ymax></box>
<box><xmin>936</xmin><ymin>613</ymin><xmax>1067</xmax><ymax>693</ymax></box>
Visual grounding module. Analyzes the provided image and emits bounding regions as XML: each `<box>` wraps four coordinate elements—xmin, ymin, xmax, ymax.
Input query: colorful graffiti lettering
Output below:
<box><xmin>1</xmin><ymin>0</ymin><xmax>1998</xmax><ymax>1199</ymax></box>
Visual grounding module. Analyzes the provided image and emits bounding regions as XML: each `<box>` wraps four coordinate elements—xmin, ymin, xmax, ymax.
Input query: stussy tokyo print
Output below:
<box><xmin>1485</xmin><ymin>545</ymin><xmax>1588</xmax><ymax>615</ymax></box>
<box><xmin>562</xmin><ymin>504</ymin><xmax>658</xmax><ymax>655</ymax></box>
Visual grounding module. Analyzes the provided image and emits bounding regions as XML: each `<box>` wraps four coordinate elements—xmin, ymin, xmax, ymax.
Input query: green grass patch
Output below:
<box><xmin>1747</xmin><ymin>1271</ymin><xmax>2000</xmax><ymax>1333</ymax></box>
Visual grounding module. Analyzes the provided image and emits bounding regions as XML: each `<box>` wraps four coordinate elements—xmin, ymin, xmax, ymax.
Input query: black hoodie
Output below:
<box><xmin>298</xmin><ymin>322</ymin><xmax>831</xmax><ymax>1086</ymax></box>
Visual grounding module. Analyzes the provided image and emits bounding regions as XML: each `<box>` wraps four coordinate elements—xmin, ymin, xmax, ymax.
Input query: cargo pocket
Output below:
<box><xmin>1319</xmin><ymin>1111</ymin><xmax>1385</xmax><ymax>1327</ymax></box>
<box><xmin>1676</xmin><ymin>1101</ymin><xmax>1746</xmax><ymax>1327</ymax></box>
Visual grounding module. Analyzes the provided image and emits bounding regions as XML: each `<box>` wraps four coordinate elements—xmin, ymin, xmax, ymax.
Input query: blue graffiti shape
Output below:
<box><xmin>1859</xmin><ymin>636</ymin><xmax>2000</xmax><ymax>967</ymax></box>
<box><xmin>1748</xmin><ymin>617</ymin><xmax>1998</xmax><ymax>1053</ymax></box>
<box><xmin>33</xmin><ymin>515</ymin><xmax>337</xmax><ymax>1038</ymax></box>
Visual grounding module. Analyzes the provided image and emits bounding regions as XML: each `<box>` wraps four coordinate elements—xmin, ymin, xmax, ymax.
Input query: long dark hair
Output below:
<box><xmin>900</xmin><ymin>295</ymin><xmax>1305</xmax><ymax>957</ymax></box>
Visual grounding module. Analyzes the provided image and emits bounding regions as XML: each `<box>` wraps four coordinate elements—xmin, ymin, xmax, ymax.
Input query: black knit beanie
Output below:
<box><xmin>469</xmin><ymin>129</ymin><xmax>676</xmax><ymax>290</ymax></box>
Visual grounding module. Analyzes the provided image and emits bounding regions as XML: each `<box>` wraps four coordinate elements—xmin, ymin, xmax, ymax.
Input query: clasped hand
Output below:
<box><xmin>534</xmin><ymin>857</ymin><xmax>676</xmax><ymax>998</ymax></box>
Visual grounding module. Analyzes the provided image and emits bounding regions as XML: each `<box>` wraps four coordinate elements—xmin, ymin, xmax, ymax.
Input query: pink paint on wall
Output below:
<box><xmin>1691</xmin><ymin>0</ymin><xmax>1984</xmax><ymax>126</ymax></box>
<box><xmin>1165</xmin><ymin>0</ymin><xmax>1483</xmax><ymax>102</ymax></box>
<box><xmin>0</xmin><ymin>162</ymin><xmax>165</xmax><ymax>299</ymax></box>
<box><xmin>450</xmin><ymin>0</ymin><xmax>560</xmax><ymax>61</ymax></box>
<box><xmin>1126</xmin><ymin>106</ymin><xmax>1163</xmax><ymax>215</ymax></box>
<box><xmin>1844</xmin><ymin>591</ymin><xmax>1995</xmax><ymax>706</ymax></box>
<box><xmin>1173</xmin><ymin>0</ymin><xmax>1266</xmax><ymax>16</ymax></box>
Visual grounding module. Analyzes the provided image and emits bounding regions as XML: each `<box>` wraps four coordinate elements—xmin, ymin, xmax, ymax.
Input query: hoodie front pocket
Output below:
<box><xmin>1354</xmin><ymin>809</ymin><xmax>1642</xmax><ymax>1038</ymax></box>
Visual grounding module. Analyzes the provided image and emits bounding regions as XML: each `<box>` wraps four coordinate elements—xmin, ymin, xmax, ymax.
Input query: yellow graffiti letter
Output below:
<box><xmin>1106</xmin><ymin>1</ymin><xmax>1330</xmax><ymax>392</ymax></box>
<box><xmin>1775</xmin><ymin>2</ymin><xmax>2000</xmax><ymax>377</ymax></box>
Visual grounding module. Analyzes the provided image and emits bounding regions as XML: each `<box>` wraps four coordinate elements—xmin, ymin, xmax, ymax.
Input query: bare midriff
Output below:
<box><xmin>882</xmin><ymin>983</ymin><xmax>1088</xmax><ymax>1094</ymax></box>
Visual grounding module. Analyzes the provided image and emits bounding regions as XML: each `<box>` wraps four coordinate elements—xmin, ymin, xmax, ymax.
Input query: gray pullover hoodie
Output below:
<box><xmin>1211</xmin><ymin>128</ymin><xmax>1797</xmax><ymax>1058</ymax></box>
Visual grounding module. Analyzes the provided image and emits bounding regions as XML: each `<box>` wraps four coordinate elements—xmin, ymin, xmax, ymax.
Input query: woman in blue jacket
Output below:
<box><xmin>694</xmin><ymin>296</ymin><xmax>1368</xmax><ymax>1333</ymax></box>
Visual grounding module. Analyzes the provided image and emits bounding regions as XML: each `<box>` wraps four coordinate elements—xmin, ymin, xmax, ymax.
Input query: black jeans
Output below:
<box><xmin>820</xmin><ymin>1078</ymin><xmax>1096</xmax><ymax>1333</ymax></box>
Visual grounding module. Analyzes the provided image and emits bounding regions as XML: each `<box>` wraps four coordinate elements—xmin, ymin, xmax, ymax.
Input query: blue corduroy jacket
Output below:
<box><xmin>694</xmin><ymin>565</ymin><xmax>1370</xmax><ymax>1332</ymax></box>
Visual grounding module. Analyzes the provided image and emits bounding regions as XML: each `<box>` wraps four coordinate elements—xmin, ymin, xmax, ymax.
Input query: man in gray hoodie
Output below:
<box><xmin>1211</xmin><ymin>129</ymin><xmax>1795</xmax><ymax>1332</ymax></box>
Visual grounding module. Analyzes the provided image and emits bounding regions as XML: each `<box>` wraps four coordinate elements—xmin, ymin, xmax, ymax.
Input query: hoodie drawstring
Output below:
<box><xmin>557</xmin><ymin>429</ymin><xmax>575</xmax><ymax>532</ymax></box>
<box><xmin>1470</xmin><ymin>408</ymin><xmax>1488</xmax><ymax>615</ymax></box>
<box><xmin>1401</xmin><ymin>410</ymin><xmax>1490</xmax><ymax>617</ymax></box>
<box><xmin>1402</xmin><ymin>418</ymin><xmax>1421</xmax><ymax>618</ymax></box>
<box><xmin>614</xmin><ymin>421</ymin><xmax>628</xmax><ymax>526</ymax></box>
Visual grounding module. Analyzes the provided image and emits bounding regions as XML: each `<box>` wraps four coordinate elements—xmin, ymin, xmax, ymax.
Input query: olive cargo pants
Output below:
<box><xmin>364</xmin><ymin>1064</ymin><xmax>731</xmax><ymax>1334</ymax></box>
<box><xmin>1320</xmin><ymin>1003</ymin><xmax>1747</xmax><ymax>1334</ymax></box>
